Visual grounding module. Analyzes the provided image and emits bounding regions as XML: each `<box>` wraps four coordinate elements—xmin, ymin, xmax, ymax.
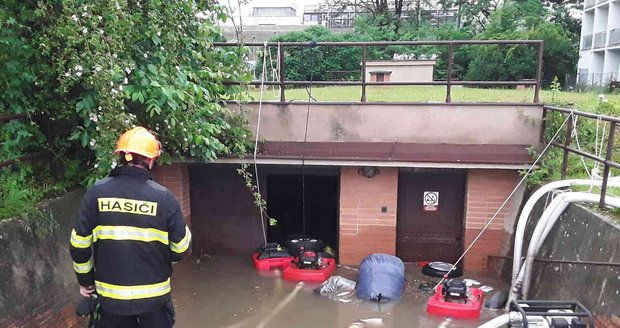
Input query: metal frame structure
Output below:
<box><xmin>543</xmin><ymin>105</ymin><xmax>620</xmax><ymax>208</ymax></box>
<box><xmin>214</xmin><ymin>40</ymin><xmax>545</xmax><ymax>103</ymax></box>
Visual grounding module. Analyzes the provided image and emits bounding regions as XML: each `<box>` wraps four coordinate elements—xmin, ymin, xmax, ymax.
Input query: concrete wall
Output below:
<box><xmin>526</xmin><ymin>201</ymin><xmax>620</xmax><ymax>320</ymax></box>
<box><xmin>0</xmin><ymin>190</ymin><xmax>86</xmax><ymax>328</ymax></box>
<box><xmin>464</xmin><ymin>170</ymin><xmax>524</xmax><ymax>271</ymax></box>
<box><xmin>339</xmin><ymin>167</ymin><xmax>398</xmax><ymax>266</ymax></box>
<box><xmin>365</xmin><ymin>60</ymin><xmax>435</xmax><ymax>83</ymax></box>
<box><xmin>229</xmin><ymin>103</ymin><xmax>542</xmax><ymax>146</ymax></box>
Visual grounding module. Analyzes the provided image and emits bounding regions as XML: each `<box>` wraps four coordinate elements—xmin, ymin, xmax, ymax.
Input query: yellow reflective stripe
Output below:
<box><xmin>170</xmin><ymin>226</ymin><xmax>192</xmax><ymax>254</ymax></box>
<box><xmin>95</xmin><ymin>278</ymin><xmax>171</xmax><ymax>300</ymax></box>
<box><xmin>73</xmin><ymin>258</ymin><xmax>94</xmax><ymax>274</ymax></box>
<box><xmin>70</xmin><ymin>229</ymin><xmax>93</xmax><ymax>249</ymax></box>
<box><xmin>93</xmin><ymin>226</ymin><xmax>169</xmax><ymax>245</ymax></box>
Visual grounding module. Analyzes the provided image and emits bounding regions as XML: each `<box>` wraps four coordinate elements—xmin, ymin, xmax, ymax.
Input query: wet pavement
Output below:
<box><xmin>170</xmin><ymin>255</ymin><xmax>507</xmax><ymax>328</ymax></box>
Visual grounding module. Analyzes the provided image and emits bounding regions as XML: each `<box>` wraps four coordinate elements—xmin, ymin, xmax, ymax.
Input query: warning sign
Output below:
<box><xmin>423</xmin><ymin>191</ymin><xmax>439</xmax><ymax>211</ymax></box>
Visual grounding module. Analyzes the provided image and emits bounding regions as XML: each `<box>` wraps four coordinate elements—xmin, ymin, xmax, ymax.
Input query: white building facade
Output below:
<box><xmin>578</xmin><ymin>0</ymin><xmax>620</xmax><ymax>86</ymax></box>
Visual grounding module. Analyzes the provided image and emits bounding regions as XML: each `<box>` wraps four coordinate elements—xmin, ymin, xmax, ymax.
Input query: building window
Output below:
<box><xmin>252</xmin><ymin>7</ymin><xmax>296</xmax><ymax>17</ymax></box>
<box><xmin>370</xmin><ymin>71</ymin><xmax>391</xmax><ymax>82</ymax></box>
<box><xmin>376</xmin><ymin>73</ymin><xmax>385</xmax><ymax>82</ymax></box>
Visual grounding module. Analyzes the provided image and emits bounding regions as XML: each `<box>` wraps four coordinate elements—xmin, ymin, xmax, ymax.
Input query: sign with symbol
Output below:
<box><xmin>423</xmin><ymin>191</ymin><xmax>439</xmax><ymax>211</ymax></box>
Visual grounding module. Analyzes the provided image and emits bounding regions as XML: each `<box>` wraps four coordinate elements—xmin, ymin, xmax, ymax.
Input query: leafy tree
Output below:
<box><xmin>1</xmin><ymin>0</ymin><xmax>253</xmax><ymax>183</ymax></box>
<box><xmin>465</xmin><ymin>0</ymin><xmax>578</xmax><ymax>86</ymax></box>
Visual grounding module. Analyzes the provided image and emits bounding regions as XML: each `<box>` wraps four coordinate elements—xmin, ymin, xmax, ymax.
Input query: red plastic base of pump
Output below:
<box><xmin>252</xmin><ymin>252</ymin><xmax>293</xmax><ymax>271</ymax></box>
<box><xmin>282</xmin><ymin>258</ymin><xmax>337</xmax><ymax>283</ymax></box>
<box><xmin>426</xmin><ymin>285</ymin><xmax>484</xmax><ymax>319</ymax></box>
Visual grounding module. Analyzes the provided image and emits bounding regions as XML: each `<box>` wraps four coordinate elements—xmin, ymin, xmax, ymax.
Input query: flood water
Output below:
<box><xmin>170</xmin><ymin>255</ymin><xmax>507</xmax><ymax>328</ymax></box>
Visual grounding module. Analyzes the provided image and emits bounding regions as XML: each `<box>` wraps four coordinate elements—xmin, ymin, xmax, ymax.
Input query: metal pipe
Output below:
<box><xmin>278</xmin><ymin>45</ymin><xmax>285</xmax><ymax>103</ymax></box>
<box><xmin>544</xmin><ymin>105</ymin><xmax>620</xmax><ymax>124</ymax></box>
<box><xmin>560</xmin><ymin>118</ymin><xmax>574</xmax><ymax>179</ymax></box>
<box><xmin>446</xmin><ymin>44</ymin><xmax>454</xmax><ymax>103</ymax></box>
<box><xmin>534</xmin><ymin>41</ymin><xmax>544</xmax><ymax>103</ymax></box>
<box><xmin>600</xmin><ymin>122</ymin><xmax>616</xmax><ymax>208</ymax></box>
<box><xmin>213</xmin><ymin>40</ymin><xmax>544</xmax><ymax>47</ymax></box>
<box><xmin>550</xmin><ymin>141</ymin><xmax>620</xmax><ymax>170</ymax></box>
<box><xmin>0</xmin><ymin>114</ymin><xmax>27</xmax><ymax>123</ymax></box>
<box><xmin>361</xmin><ymin>45</ymin><xmax>367</xmax><ymax>102</ymax></box>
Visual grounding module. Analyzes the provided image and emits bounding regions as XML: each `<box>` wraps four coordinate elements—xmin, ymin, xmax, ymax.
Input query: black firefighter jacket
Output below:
<box><xmin>69</xmin><ymin>165</ymin><xmax>191</xmax><ymax>316</ymax></box>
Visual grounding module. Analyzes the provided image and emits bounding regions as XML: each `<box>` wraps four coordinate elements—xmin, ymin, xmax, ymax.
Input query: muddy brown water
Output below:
<box><xmin>170</xmin><ymin>255</ymin><xmax>507</xmax><ymax>328</ymax></box>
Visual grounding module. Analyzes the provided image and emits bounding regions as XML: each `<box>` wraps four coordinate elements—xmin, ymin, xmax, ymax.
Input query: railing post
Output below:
<box><xmin>534</xmin><ymin>41</ymin><xmax>544</xmax><ymax>103</ymax></box>
<box><xmin>361</xmin><ymin>45</ymin><xmax>367</xmax><ymax>103</ymax></box>
<box><xmin>540</xmin><ymin>106</ymin><xmax>548</xmax><ymax>143</ymax></box>
<box><xmin>278</xmin><ymin>45</ymin><xmax>285</xmax><ymax>103</ymax></box>
<box><xmin>599</xmin><ymin>121</ymin><xmax>616</xmax><ymax>208</ymax></box>
<box><xmin>560</xmin><ymin>115</ymin><xmax>573</xmax><ymax>179</ymax></box>
<box><xmin>446</xmin><ymin>43</ymin><xmax>454</xmax><ymax>103</ymax></box>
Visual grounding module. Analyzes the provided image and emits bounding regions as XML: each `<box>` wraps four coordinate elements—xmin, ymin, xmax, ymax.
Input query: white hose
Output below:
<box><xmin>520</xmin><ymin>192</ymin><xmax>620</xmax><ymax>298</ymax></box>
<box><xmin>477</xmin><ymin>314</ymin><xmax>511</xmax><ymax>328</ymax></box>
<box><xmin>511</xmin><ymin>178</ymin><xmax>620</xmax><ymax>287</ymax></box>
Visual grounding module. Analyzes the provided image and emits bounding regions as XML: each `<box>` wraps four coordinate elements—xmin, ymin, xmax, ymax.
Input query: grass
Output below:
<box><xmin>248</xmin><ymin>85</ymin><xmax>620</xmax><ymax>110</ymax></box>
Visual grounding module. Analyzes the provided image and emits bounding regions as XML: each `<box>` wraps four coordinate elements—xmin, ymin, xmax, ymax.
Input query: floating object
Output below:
<box><xmin>426</xmin><ymin>279</ymin><xmax>483</xmax><ymax>319</ymax></box>
<box><xmin>315</xmin><ymin>275</ymin><xmax>356</xmax><ymax>300</ymax></box>
<box><xmin>357</xmin><ymin>254</ymin><xmax>405</xmax><ymax>301</ymax></box>
<box><xmin>479</xmin><ymin>285</ymin><xmax>493</xmax><ymax>293</ymax></box>
<box><xmin>463</xmin><ymin>279</ymin><xmax>481</xmax><ymax>286</ymax></box>
<box><xmin>252</xmin><ymin>243</ymin><xmax>293</xmax><ymax>270</ymax></box>
<box><xmin>421</xmin><ymin>261</ymin><xmax>463</xmax><ymax>278</ymax></box>
<box><xmin>282</xmin><ymin>257</ymin><xmax>337</xmax><ymax>282</ymax></box>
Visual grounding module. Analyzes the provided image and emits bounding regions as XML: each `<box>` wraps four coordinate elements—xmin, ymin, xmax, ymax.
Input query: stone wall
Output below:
<box><xmin>0</xmin><ymin>190</ymin><xmax>86</xmax><ymax>328</ymax></box>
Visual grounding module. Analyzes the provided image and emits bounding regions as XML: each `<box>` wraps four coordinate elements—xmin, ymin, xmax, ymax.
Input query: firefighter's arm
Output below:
<box><xmin>69</xmin><ymin>189</ymin><xmax>96</xmax><ymax>287</ymax></box>
<box><xmin>167</xmin><ymin>193</ymin><xmax>192</xmax><ymax>262</ymax></box>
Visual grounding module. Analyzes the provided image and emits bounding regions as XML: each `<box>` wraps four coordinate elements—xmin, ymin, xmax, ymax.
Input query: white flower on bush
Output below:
<box><xmin>76</xmin><ymin>71</ymin><xmax>83</xmax><ymax>77</ymax></box>
<box><xmin>118</xmin><ymin>85</ymin><xmax>123</xmax><ymax>91</ymax></box>
<box><xmin>111</xmin><ymin>160</ymin><xmax>117</xmax><ymax>169</ymax></box>
<box><xmin>143</xmin><ymin>53</ymin><xmax>148</xmax><ymax>59</ymax></box>
<box><xmin>97</xmin><ymin>15</ymin><xmax>103</xmax><ymax>21</ymax></box>
<box><xmin>175</xmin><ymin>65</ymin><xmax>180</xmax><ymax>71</ymax></box>
<box><xmin>72</xmin><ymin>15</ymin><xmax>78</xmax><ymax>22</ymax></box>
<box><xmin>157</xmin><ymin>31</ymin><xmax>161</xmax><ymax>37</ymax></box>
<box><xmin>112</xmin><ymin>53</ymin><xmax>118</xmax><ymax>59</ymax></box>
<box><xmin>123</xmin><ymin>77</ymin><xmax>128</xmax><ymax>84</ymax></box>
<box><xmin>94</xmin><ymin>66</ymin><xmax>102</xmax><ymax>73</ymax></box>
<box><xmin>89</xmin><ymin>113</ymin><xmax>98</xmax><ymax>122</ymax></box>
<box><xmin>89</xmin><ymin>139</ymin><xmax>96</xmax><ymax>147</ymax></box>
<box><xmin>75</xmin><ymin>65</ymin><xmax>83</xmax><ymax>71</ymax></box>
<box><xmin>94</xmin><ymin>163</ymin><xmax>99</xmax><ymax>168</ymax></box>
<box><xmin>99</xmin><ymin>29</ymin><xmax>104</xmax><ymax>35</ymax></box>
<box><xmin>125</xmin><ymin>67</ymin><xmax>132</xmax><ymax>74</ymax></box>
<box><xmin>111</xmin><ymin>89</ymin><xmax>118</xmax><ymax>95</ymax></box>
<box><xmin>82</xmin><ymin>27</ymin><xmax>88</xmax><ymax>34</ymax></box>
<box><xmin>110</xmin><ymin>81</ymin><xmax>114</xmax><ymax>86</ymax></box>
<box><xmin>64</xmin><ymin>72</ymin><xmax>70</xmax><ymax>77</ymax></box>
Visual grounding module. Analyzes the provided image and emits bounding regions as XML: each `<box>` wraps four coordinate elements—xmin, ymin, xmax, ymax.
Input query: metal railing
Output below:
<box><xmin>0</xmin><ymin>114</ymin><xmax>47</xmax><ymax>169</ymax></box>
<box><xmin>543</xmin><ymin>105</ymin><xmax>620</xmax><ymax>208</ymax></box>
<box><xmin>214</xmin><ymin>40</ymin><xmax>545</xmax><ymax>103</ymax></box>
<box><xmin>582</xmin><ymin>34</ymin><xmax>593</xmax><ymax>50</ymax></box>
<box><xmin>593</xmin><ymin>31</ymin><xmax>607</xmax><ymax>48</ymax></box>
<box><xmin>609</xmin><ymin>28</ymin><xmax>620</xmax><ymax>46</ymax></box>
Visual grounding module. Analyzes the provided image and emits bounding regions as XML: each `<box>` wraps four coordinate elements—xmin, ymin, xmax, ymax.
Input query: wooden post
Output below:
<box><xmin>278</xmin><ymin>45</ymin><xmax>285</xmax><ymax>103</ymax></box>
<box><xmin>446</xmin><ymin>43</ymin><xmax>454</xmax><ymax>103</ymax></box>
<box><xmin>361</xmin><ymin>45</ymin><xmax>367</xmax><ymax>103</ymax></box>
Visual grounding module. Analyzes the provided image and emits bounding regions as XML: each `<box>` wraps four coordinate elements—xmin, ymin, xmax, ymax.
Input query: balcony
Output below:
<box><xmin>582</xmin><ymin>34</ymin><xmax>593</xmax><ymax>50</ymax></box>
<box><xmin>610</xmin><ymin>28</ymin><xmax>620</xmax><ymax>47</ymax></box>
<box><xmin>593</xmin><ymin>32</ymin><xmax>607</xmax><ymax>49</ymax></box>
<box><xmin>585</xmin><ymin>0</ymin><xmax>595</xmax><ymax>7</ymax></box>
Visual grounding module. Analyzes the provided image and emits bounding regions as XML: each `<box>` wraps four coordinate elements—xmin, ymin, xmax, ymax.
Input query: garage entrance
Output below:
<box><xmin>396</xmin><ymin>170</ymin><xmax>465</xmax><ymax>263</ymax></box>
<box><xmin>266</xmin><ymin>172</ymin><xmax>339</xmax><ymax>255</ymax></box>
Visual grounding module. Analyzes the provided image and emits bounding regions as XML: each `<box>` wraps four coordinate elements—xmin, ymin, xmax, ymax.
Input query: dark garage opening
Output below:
<box><xmin>266</xmin><ymin>174</ymin><xmax>339</xmax><ymax>255</ymax></box>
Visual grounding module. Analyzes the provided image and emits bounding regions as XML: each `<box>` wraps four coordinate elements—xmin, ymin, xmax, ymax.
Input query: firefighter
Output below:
<box><xmin>70</xmin><ymin>126</ymin><xmax>191</xmax><ymax>328</ymax></box>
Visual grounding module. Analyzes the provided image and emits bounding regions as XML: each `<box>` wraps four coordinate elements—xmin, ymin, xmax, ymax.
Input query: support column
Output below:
<box><xmin>152</xmin><ymin>163</ymin><xmax>192</xmax><ymax>227</ymax></box>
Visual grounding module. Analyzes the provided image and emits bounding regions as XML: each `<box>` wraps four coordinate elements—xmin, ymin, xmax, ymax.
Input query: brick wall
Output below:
<box><xmin>339</xmin><ymin>167</ymin><xmax>398</xmax><ymax>266</ymax></box>
<box><xmin>152</xmin><ymin>164</ymin><xmax>191</xmax><ymax>227</ymax></box>
<box><xmin>464</xmin><ymin>169</ymin><xmax>520</xmax><ymax>271</ymax></box>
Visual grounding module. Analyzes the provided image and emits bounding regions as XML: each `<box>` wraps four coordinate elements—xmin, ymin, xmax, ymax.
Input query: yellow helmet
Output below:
<box><xmin>114</xmin><ymin>127</ymin><xmax>161</xmax><ymax>160</ymax></box>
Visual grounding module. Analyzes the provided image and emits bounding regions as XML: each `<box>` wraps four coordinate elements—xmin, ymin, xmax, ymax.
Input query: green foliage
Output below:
<box><xmin>465</xmin><ymin>0</ymin><xmax>578</xmax><ymax>86</ymax></box>
<box><xmin>258</xmin><ymin>27</ymin><xmax>362</xmax><ymax>82</ymax></box>
<box><xmin>1</xmin><ymin>0</ymin><xmax>253</xmax><ymax>187</ymax></box>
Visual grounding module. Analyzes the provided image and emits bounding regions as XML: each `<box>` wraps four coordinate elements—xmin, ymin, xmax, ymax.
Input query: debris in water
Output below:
<box><xmin>479</xmin><ymin>285</ymin><xmax>493</xmax><ymax>293</ymax></box>
<box><xmin>359</xmin><ymin>318</ymin><xmax>383</xmax><ymax>324</ymax></box>
<box><xmin>417</xmin><ymin>281</ymin><xmax>436</xmax><ymax>295</ymax></box>
<box><xmin>463</xmin><ymin>279</ymin><xmax>480</xmax><ymax>286</ymax></box>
